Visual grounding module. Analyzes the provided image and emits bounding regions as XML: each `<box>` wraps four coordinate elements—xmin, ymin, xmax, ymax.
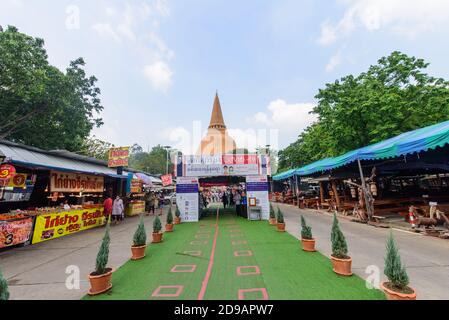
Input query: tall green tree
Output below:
<box><xmin>279</xmin><ymin>51</ymin><xmax>449</xmax><ymax>171</ymax></box>
<box><xmin>0</xmin><ymin>26</ymin><xmax>103</xmax><ymax>151</ymax></box>
<box><xmin>77</xmin><ymin>136</ymin><xmax>115</xmax><ymax>160</ymax></box>
<box><xmin>129</xmin><ymin>144</ymin><xmax>173</xmax><ymax>175</ymax></box>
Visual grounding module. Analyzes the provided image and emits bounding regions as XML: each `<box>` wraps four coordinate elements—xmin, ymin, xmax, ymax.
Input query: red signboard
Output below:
<box><xmin>0</xmin><ymin>164</ymin><xmax>16</xmax><ymax>179</ymax></box>
<box><xmin>161</xmin><ymin>174</ymin><xmax>173</xmax><ymax>187</ymax></box>
<box><xmin>0</xmin><ymin>217</ymin><xmax>34</xmax><ymax>249</ymax></box>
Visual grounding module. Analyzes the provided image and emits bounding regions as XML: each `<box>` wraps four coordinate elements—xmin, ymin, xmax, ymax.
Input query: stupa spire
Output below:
<box><xmin>209</xmin><ymin>93</ymin><xmax>226</xmax><ymax>130</ymax></box>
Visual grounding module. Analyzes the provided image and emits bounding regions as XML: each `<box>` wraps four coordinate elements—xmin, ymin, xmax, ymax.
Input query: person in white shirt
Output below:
<box><xmin>112</xmin><ymin>196</ymin><xmax>124</xmax><ymax>225</ymax></box>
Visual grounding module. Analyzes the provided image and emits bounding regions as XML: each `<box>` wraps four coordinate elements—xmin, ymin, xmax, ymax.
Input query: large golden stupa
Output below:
<box><xmin>197</xmin><ymin>93</ymin><xmax>237</xmax><ymax>155</ymax></box>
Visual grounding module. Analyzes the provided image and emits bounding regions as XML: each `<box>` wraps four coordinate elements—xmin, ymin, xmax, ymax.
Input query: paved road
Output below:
<box><xmin>0</xmin><ymin>207</ymin><xmax>170</xmax><ymax>300</ymax></box>
<box><xmin>276</xmin><ymin>203</ymin><xmax>449</xmax><ymax>300</ymax></box>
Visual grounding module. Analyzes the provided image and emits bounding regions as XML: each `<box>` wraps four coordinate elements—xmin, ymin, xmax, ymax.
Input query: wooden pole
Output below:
<box><xmin>357</xmin><ymin>159</ymin><xmax>373</xmax><ymax>221</ymax></box>
<box><xmin>319</xmin><ymin>182</ymin><xmax>325</xmax><ymax>205</ymax></box>
<box><xmin>331</xmin><ymin>180</ymin><xmax>340</xmax><ymax>211</ymax></box>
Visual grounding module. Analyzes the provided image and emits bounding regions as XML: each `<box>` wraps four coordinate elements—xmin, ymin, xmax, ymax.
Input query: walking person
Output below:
<box><xmin>222</xmin><ymin>191</ymin><xmax>228</xmax><ymax>209</ymax></box>
<box><xmin>148</xmin><ymin>192</ymin><xmax>156</xmax><ymax>216</ymax></box>
<box><xmin>112</xmin><ymin>195</ymin><xmax>124</xmax><ymax>225</ymax></box>
<box><xmin>103</xmin><ymin>193</ymin><xmax>113</xmax><ymax>224</ymax></box>
<box><xmin>233</xmin><ymin>190</ymin><xmax>242</xmax><ymax>217</ymax></box>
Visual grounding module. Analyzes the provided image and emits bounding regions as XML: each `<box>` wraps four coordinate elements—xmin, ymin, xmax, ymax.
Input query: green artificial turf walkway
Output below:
<box><xmin>84</xmin><ymin>207</ymin><xmax>385</xmax><ymax>300</ymax></box>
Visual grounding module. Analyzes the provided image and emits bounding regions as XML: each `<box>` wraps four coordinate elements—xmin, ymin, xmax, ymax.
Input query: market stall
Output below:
<box><xmin>126</xmin><ymin>178</ymin><xmax>145</xmax><ymax>217</ymax></box>
<box><xmin>0</xmin><ymin>139</ymin><xmax>131</xmax><ymax>249</ymax></box>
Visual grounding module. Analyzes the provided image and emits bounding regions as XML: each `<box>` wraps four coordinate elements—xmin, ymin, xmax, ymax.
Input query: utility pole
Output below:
<box><xmin>163</xmin><ymin>146</ymin><xmax>171</xmax><ymax>175</ymax></box>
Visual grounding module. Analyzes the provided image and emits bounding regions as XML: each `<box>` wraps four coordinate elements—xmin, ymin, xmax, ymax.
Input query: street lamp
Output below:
<box><xmin>163</xmin><ymin>146</ymin><xmax>171</xmax><ymax>175</ymax></box>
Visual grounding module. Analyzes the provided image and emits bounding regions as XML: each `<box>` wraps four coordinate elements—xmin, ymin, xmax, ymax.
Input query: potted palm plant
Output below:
<box><xmin>152</xmin><ymin>215</ymin><xmax>164</xmax><ymax>243</ymax></box>
<box><xmin>0</xmin><ymin>267</ymin><xmax>9</xmax><ymax>301</ymax></box>
<box><xmin>381</xmin><ymin>232</ymin><xmax>416</xmax><ymax>300</ymax></box>
<box><xmin>269</xmin><ymin>204</ymin><xmax>277</xmax><ymax>225</ymax></box>
<box><xmin>174</xmin><ymin>206</ymin><xmax>181</xmax><ymax>225</ymax></box>
<box><xmin>166</xmin><ymin>206</ymin><xmax>174</xmax><ymax>232</ymax></box>
<box><xmin>276</xmin><ymin>208</ymin><xmax>286</xmax><ymax>232</ymax></box>
<box><xmin>330</xmin><ymin>214</ymin><xmax>352</xmax><ymax>276</ymax></box>
<box><xmin>301</xmin><ymin>215</ymin><xmax>316</xmax><ymax>252</ymax></box>
<box><xmin>88</xmin><ymin>223</ymin><xmax>113</xmax><ymax>295</ymax></box>
<box><xmin>131</xmin><ymin>214</ymin><xmax>147</xmax><ymax>260</ymax></box>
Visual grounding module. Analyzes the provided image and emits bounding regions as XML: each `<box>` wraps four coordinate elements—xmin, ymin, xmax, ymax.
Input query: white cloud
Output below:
<box><xmin>318</xmin><ymin>0</ymin><xmax>449</xmax><ymax>45</ymax></box>
<box><xmin>92</xmin><ymin>1</ymin><xmax>175</xmax><ymax>92</ymax></box>
<box><xmin>92</xmin><ymin>23</ymin><xmax>122</xmax><ymax>43</ymax></box>
<box><xmin>248</xmin><ymin>99</ymin><xmax>317</xmax><ymax>149</ymax></box>
<box><xmin>326</xmin><ymin>50</ymin><xmax>342</xmax><ymax>72</ymax></box>
<box><xmin>253</xmin><ymin>99</ymin><xmax>317</xmax><ymax>131</ymax></box>
<box><xmin>143</xmin><ymin>61</ymin><xmax>173</xmax><ymax>93</ymax></box>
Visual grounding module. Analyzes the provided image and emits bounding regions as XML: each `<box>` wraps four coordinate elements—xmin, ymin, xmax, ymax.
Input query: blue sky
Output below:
<box><xmin>2</xmin><ymin>0</ymin><xmax>449</xmax><ymax>154</ymax></box>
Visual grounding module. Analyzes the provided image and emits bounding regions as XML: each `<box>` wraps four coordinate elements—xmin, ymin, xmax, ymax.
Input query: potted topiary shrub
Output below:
<box><xmin>381</xmin><ymin>231</ymin><xmax>416</xmax><ymax>300</ymax></box>
<box><xmin>131</xmin><ymin>214</ymin><xmax>147</xmax><ymax>260</ymax></box>
<box><xmin>276</xmin><ymin>208</ymin><xmax>286</xmax><ymax>232</ymax></box>
<box><xmin>166</xmin><ymin>206</ymin><xmax>174</xmax><ymax>232</ymax></box>
<box><xmin>174</xmin><ymin>206</ymin><xmax>181</xmax><ymax>225</ymax></box>
<box><xmin>330</xmin><ymin>213</ymin><xmax>352</xmax><ymax>276</ymax></box>
<box><xmin>301</xmin><ymin>215</ymin><xmax>316</xmax><ymax>252</ymax></box>
<box><xmin>88</xmin><ymin>223</ymin><xmax>113</xmax><ymax>295</ymax></box>
<box><xmin>0</xmin><ymin>267</ymin><xmax>9</xmax><ymax>301</ymax></box>
<box><xmin>269</xmin><ymin>204</ymin><xmax>277</xmax><ymax>225</ymax></box>
<box><xmin>152</xmin><ymin>215</ymin><xmax>164</xmax><ymax>243</ymax></box>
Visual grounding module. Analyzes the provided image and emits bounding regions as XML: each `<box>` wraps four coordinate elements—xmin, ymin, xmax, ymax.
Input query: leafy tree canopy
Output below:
<box><xmin>129</xmin><ymin>144</ymin><xmax>174</xmax><ymax>175</ymax></box>
<box><xmin>0</xmin><ymin>26</ymin><xmax>103</xmax><ymax>151</ymax></box>
<box><xmin>279</xmin><ymin>51</ymin><xmax>449</xmax><ymax>171</ymax></box>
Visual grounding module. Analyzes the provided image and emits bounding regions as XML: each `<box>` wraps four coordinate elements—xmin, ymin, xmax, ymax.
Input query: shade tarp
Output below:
<box><xmin>273</xmin><ymin>120</ymin><xmax>449</xmax><ymax>180</ymax></box>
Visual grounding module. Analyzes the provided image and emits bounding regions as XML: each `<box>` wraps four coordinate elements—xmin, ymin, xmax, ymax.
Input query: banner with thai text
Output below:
<box><xmin>31</xmin><ymin>207</ymin><xmax>106</xmax><ymax>244</ymax></box>
<box><xmin>50</xmin><ymin>171</ymin><xmax>104</xmax><ymax>193</ymax></box>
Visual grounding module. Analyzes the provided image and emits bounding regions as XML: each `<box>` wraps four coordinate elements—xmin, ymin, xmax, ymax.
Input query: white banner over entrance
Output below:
<box><xmin>176</xmin><ymin>154</ymin><xmax>270</xmax><ymax>177</ymax></box>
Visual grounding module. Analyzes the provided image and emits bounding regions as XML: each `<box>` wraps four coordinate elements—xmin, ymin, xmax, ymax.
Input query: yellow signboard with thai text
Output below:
<box><xmin>31</xmin><ymin>207</ymin><xmax>106</xmax><ymax>244</ymax></box>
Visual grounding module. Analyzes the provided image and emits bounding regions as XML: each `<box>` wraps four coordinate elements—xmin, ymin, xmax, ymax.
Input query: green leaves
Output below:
<box><xmin>331</xmin><ymin>214</ymin><xmax>348</xmax><ymax>259</ymax></box>
<box><xmin>0</xmin><ymin>267</ymin><xmax>9</xmax><ymax>301</ymax></box>
<box><xmin>384</xmin><ymin>231</ymin><xmax>409</xmax><ymax>289</ymax></box>
<box><xmin>279</xmin><ymin>51</ymin><xmax>449</xmax><ymax>171</ymax></box>
<box><xmin>276</xmin><ymin>207</ymin><xmax>284</xmax><ymax>224</ymax></box>
<box><xmin>175</xmin><ymin>206</ymin><xmax>181</xmax><ymax>218</ymax></box>
<box><xmin>166</xmin><ymin>206</ymin><xmax>174</xmax><ymax>224</ymax></box>
<box><xmin>95</xmin><ymin>223</ymin><xmax>110</xmax><ymax>275</ymax></box>
<box><xmin>153</xmin><ymin>216</ymin><xmax>162</xmax><ymax>233</ymax></box>
<box><xmin>133</xmin><ymin>215</ymin><xmax>147</xmax><ymax>247</ymax></box>
<box><xmin>0</xmin><ymin>26</ymin><xmax>103</xmax><ymax>151</ymax></box>
<box><xmin>269</xmin><ymin>203</ymin><xmax>276</xmax><ymax>219</ymax></box>
<box><xmin>301</xmin><ymin>215</ymin><xmax>313</xmax><ymax>240</ymax></box>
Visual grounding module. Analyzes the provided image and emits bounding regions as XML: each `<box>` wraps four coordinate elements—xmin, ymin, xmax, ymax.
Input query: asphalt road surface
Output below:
<box><xmin>276</xmin><ymin>203</ymin><xmax>449</xmax><ymax>300</ymax></box>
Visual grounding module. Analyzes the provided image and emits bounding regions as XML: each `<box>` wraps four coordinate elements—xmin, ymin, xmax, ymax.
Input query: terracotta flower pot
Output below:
<box><xmin>381</xmin><ymin>282</ymin><xmax>417</xmax><ymax>300</ymax></box>
<box><xmin>166</xmin><ymin>223</ymin><xmax>174</xmax><ymax>232</ymax></box>
<box><xmin>301</xmin><ymin>238</ymin><xmax>316</xmax><ymax>252</ymax></box>
<box><xmin>269</xmin><ymin>218</ymin><xmax>277</xmax><ymax>225</ymax></box>
<box><xmin>331</xmin><ymin>255</ymin><xmax>353</xmax><ymax>276</ymax></box>
<box><xmin>131</xmin><ymin>245</ymin><xmax>147</xmax><ymax>260</ymax></box>
<box><xmin>277</xmin><ymin>222</ymin><xmax>286</xmax><ymax>232</ymax></box>
<box><xmin>88</xmin><ymin>268</ymin><xmax>113</xmax><ymax>296</ymax></box>
<box><xmin>174</xmin><ymin>216</ymin><xmax>181</xmax><ymax>225</ymax></box>
<box><xmin>152</xmin><ymin>232</ymin><xmax>163</xmax><ymax>243</ymax></box>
